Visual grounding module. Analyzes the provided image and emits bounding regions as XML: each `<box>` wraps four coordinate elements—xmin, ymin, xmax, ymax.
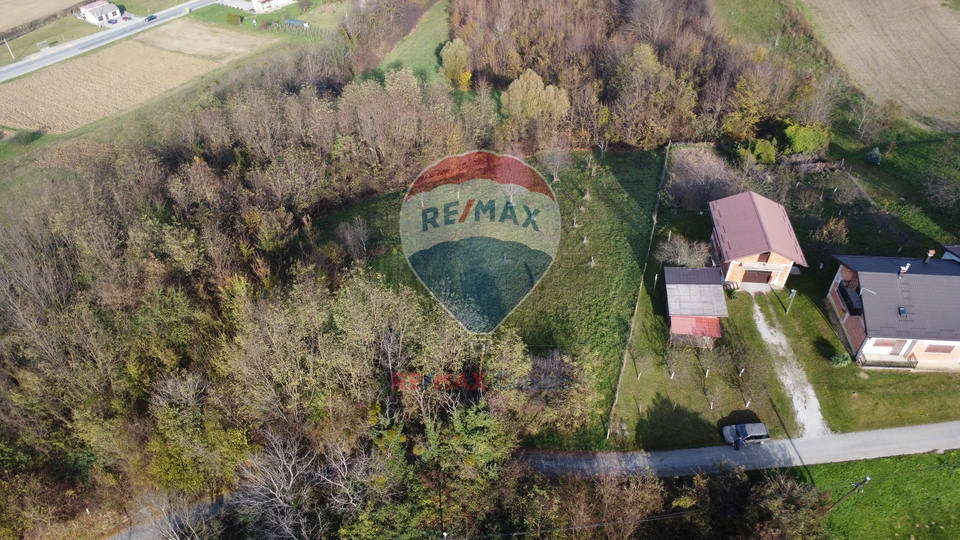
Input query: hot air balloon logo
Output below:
<box><xmin>400</xmin><ymin>151</ymin><xmax>561</xmax><ymax>333</ymax></box>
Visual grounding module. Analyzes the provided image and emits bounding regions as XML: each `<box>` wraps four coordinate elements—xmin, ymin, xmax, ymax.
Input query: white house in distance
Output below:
<box><xmin>253</xmin><ymin>0</ymin><xmax>297</xmax><ymax>13</ymax></box>
<box><xmin>79</xmin><ymin>0</ymin><xmax>121</xmax><ymax>25</ymax></box>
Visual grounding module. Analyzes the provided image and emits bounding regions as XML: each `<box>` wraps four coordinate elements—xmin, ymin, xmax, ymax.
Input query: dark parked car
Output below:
<box><xmin>145</xmin><ymin>14</ymin><xmax>157</xmax><ymax>22</ymax></box>
<box><xmin>107</xmin><ymin>19</ymin><xmax>118</xmax><ymax>24</ymax></box>
<box><xmin>722</xmin><ymin>423</ymin><xmax>770</xmax><ymax>450</ymax></box>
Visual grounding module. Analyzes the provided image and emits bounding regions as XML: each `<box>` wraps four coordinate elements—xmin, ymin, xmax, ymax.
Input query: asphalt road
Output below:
<box><xmin>0</xmin><ymin>0</ymin><xmax>216</xmax><ymax>83</ymax></box>
<box><xmin>523</xmin><ymin>420</ymin><xmax>960</xmax><ymax>477</ymax></box>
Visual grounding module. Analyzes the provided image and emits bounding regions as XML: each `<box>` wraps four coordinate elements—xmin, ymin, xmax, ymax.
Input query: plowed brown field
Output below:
<box><xmin>0</xmin><ymin>20</ymin><xmax>273</xmax><ymax>133</ymax></box>
<box><xmin>0</xmin><ymin>41</ymin><xmax>217</xmax><ymax>133</ymax></box>
<box><xmin>0</xmin><ymin>0</ymin><xmax>83</xmax><ymax>33</ymax></box>
<box><xmin>803</xmin><ymin>0</ymin><xmax>960</xmax><ymax>130</ymax></box>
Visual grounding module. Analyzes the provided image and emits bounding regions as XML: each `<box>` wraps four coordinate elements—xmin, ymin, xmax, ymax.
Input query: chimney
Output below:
<box><xmin>898</xmin><ymin>263</ymin><xmax>911</xmax><ymax>278</ymax></box>
<box><xmin>924</xmin><ymin>250</ymin><xmax>935</xmax><ymax>263</ymax></box>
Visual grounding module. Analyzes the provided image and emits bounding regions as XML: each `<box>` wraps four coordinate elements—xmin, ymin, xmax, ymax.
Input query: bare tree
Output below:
<box><xmin>541</xmin><ymin>133</ymin><xmax>571</xmax><ymax>183</ymax></box>
<box><xmin>656</xmin><ymin>234</ymin><xmax>711</xmax><ymax>267</ymax></box>
<box><xmin>233</xmin><ymin>431</ymin><xmax>326</xmax><ymax>540</ymax></box>
<box><xmin>135</xmin><ymin>489</ymin><xmax>223</xmax><ymax>540</ymax></box>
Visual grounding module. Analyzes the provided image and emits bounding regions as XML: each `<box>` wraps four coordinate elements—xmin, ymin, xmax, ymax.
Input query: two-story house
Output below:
<box><xmin>827</xmin><ymin>252</ymin><xmax>960</xmax><ymax>370</ymax></box>
<box><xmin>709</xmin><ymin>191</ymin><xmax>807</xmax><ymax>289</ymax></box>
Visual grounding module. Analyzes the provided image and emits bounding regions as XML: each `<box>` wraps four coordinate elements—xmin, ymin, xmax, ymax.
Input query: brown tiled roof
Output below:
<box><xmin>709</xmin><ymin>191</ymin><xmax>807</xmax><ymax>266</ymax></box>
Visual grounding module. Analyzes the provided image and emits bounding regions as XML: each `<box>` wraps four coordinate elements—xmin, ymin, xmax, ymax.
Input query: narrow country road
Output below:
<box><xmin>0</xmin><ymin>0</ymin><xmax>216</xmax><ymax>83</ymax></box>
<box><xmin>522</xmin><ymin>420</ymin><xmax>960</xmax><ymax>477</ymax></box>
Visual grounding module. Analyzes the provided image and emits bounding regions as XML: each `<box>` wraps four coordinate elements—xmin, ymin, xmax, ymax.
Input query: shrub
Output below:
<box><xmin>226</xmin><ymin>13</ymin><xmax>241</xmax><ymax>25</ymax></box>
<box><xmin>783</xmin><ymin>122</ymin><xmax>831</xmax><ymax>154</ymax></box>
<box><xmin>866</xmin><ymin>147</ymin><xmax>881</xmax><ymax>165</ymax></box>
<box><xmin>737</xmin><ymin>139</ymin><xmax>776</xmax><ymax>165</ymax></box>
<box><xmin>830</xmin><ymin>351</ymin><xmax>852</xmax><ymax>367</ymax></box>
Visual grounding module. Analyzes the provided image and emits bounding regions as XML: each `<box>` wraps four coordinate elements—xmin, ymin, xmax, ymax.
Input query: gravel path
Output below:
<box><xmin>752</xmin><ymin>297</ymin><xmax>831</xmax><ymax>438</ymax></box>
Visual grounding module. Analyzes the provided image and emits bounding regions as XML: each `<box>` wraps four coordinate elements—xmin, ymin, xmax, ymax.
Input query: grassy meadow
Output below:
<box><xmin>375</xmin><ymin>0</ymin><xmax>450</xmax><ymax>81</ymax></box>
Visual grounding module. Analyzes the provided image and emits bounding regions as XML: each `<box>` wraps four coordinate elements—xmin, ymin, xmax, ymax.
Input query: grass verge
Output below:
<box><xmin>0</xmin><ymin>17</ymin><xmax>101</xmax><ymax>69</ymax></box>
<box><xmin>791</xmin><ymin>450</ymin><xmax>960</xmax><ymax>539</ymax></box>
<box><xmin>117</xmin><ymin>0</ymin><xmax>183</xmax><ymax>16</ymax></box>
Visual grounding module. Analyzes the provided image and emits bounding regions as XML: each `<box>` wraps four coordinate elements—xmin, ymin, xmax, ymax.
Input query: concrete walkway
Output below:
<box><xmin>522</xmin><ymin>420</ymin><xmax>960</xmax><ymax>477</ymax></box>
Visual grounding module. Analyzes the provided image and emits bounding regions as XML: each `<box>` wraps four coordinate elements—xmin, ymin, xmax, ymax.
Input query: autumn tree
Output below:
<box><xmin>499</xmin><ymin>69</ymin><xmax>571</xmax><ymax>150</ymax></box>
<box><xmin>440</xmin><ymin>38</ymin><xmax>470</xmax><ymax>90</ymax></box>
<box><xmin>722</xmin><ymin>72</ymin><xmax>771</xmax><ymax>141</ymax></box>
<box><xmin>610</xmin><ymin>44</ymin><xmax>697</xmax><ymax>148</ymax></box>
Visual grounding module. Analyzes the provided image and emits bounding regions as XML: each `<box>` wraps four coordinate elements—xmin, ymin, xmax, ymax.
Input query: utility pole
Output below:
<box><xmin>829</xmin><ymin>477</ymin><xmax>871</xmax><ymax>512</ymax></box>
<box><xmin>3</xmin><ymin>37</ymin><xmax>13</xmax><ymax>60</ymax></box>
<box><xmin>785</xmin><ymin>288</ymin><xmax>797</xmax><ymax>313</ymax></box>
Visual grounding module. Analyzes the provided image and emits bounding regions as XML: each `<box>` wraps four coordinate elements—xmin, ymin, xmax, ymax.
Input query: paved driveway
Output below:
<box><xmin>523</xmin><ymin>420</ymin><xmax>960</xmax><ymax>477</ymax></box>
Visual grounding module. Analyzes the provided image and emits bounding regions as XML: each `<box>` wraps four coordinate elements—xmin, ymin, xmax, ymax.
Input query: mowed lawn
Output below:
<box><xmin>0</xmin><ymin>17</ymin><xmax>101</xmax><ymax>68</ymax></box>
<box><xmin>376</xmin><ymin>0</ymin><xmax>450</xmax><ymax>81</ymax></box>
<box><xmin>792</xmin><ymin>450</ymin><xmax>960</xmax><ymax>539</ymax></box>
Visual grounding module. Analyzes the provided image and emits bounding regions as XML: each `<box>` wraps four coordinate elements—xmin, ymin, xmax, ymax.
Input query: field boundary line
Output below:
<box><xmin>606</xmin><ymin>141</ymin><xmax>670</xmax><ymax>440</ymax></box>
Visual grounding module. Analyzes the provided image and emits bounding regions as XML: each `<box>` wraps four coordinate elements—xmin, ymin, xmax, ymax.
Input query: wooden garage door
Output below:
<box><xmin>742</xmin><ymin>271</ymin><xmax>772</xmax><ymax>283</ymax></box>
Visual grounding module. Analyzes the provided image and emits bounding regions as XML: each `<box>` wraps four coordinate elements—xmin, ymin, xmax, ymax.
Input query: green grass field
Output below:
<box><xmin>189</xmin><ymin>2</ymin><xmax>347</xmax><ymax>36</ymax></box>
<box><xmin>761</xmin><ymin>265</ymin><xmax>960</xmax><ymax>434</ymax></box>
<box><xmin>793</xmin><ymin>450</ymin><xmax>960</xmax><ymax>539</ymax></box>
<box><xmin>713</xmin><ymin>0</ymin><xmax>830</xmax><ymax>71</ymax></box>
<box><xmin>116</xmin><ymin>0</ymin><xmax>182</xmax><ymax>16</ymax></box>
<box><xmin>375</xmin><ymin>0</ymin><xmax>450</xmax><ymax>81</ymax></box>
<box><xmin>0</xmin><ymin>18</ymin><xmax>101</xmax><ymax>69</ymax></box>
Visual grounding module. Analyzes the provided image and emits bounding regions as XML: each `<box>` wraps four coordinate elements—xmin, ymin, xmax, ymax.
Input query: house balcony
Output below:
<box><xmin>857</xmin><ymin>353</ymin><xmax>918</xmax><ymax>369</ymax></box>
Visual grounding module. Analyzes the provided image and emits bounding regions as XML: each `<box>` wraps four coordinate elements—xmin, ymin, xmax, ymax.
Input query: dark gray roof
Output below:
<box><xmin>709</xmin><ymin>191</ymin><xmax>808</xmax><ymax>266</ymax></box>
<box><xmin>664</xmin><ymin>267</ymin><xmax>728</xmax><ymax>317</ymax></box>
<box><xmin>833</xmin><ymin>255</ymin><xmax>960</xmax><ymax>341</ymax></box>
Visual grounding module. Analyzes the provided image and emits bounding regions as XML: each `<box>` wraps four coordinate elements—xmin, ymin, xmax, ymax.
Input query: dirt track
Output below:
<box><xmin>0</xmin><ymin>0</ymin><xmax>85</xmax><ymax>33</ymax></box>
<box><xmin>803</xmin><ymin>0</ymin><xmax>960</xmax><ymax>131</ymax></box>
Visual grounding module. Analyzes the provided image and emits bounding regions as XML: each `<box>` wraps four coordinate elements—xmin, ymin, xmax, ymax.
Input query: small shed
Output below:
<box><xmin>665</xmin><ymin>267</ymin><xmax>728</xmax><ymax>348</ymax></box>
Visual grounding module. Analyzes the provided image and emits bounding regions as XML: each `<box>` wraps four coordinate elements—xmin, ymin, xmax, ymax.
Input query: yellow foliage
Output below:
<box><xmin>457</xmin><ymin>70</ymin><xmax>472</xmax><ymax>91</ymax></box>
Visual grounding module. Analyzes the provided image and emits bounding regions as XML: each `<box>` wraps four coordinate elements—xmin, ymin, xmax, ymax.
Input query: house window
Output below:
<box><xmin>758</xmin><ymin>252</ymin><xmax>770</xmax><ymax>263</ymax></box>
<box><xmin>926</xmin><ymin>345</ymin><xmax>955</xmax><ymax>354</ymax></box>
<box><xmin>874</xmin><ymin>339</ymin><xmax>898</xmax><ymax>347</ymax></box>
